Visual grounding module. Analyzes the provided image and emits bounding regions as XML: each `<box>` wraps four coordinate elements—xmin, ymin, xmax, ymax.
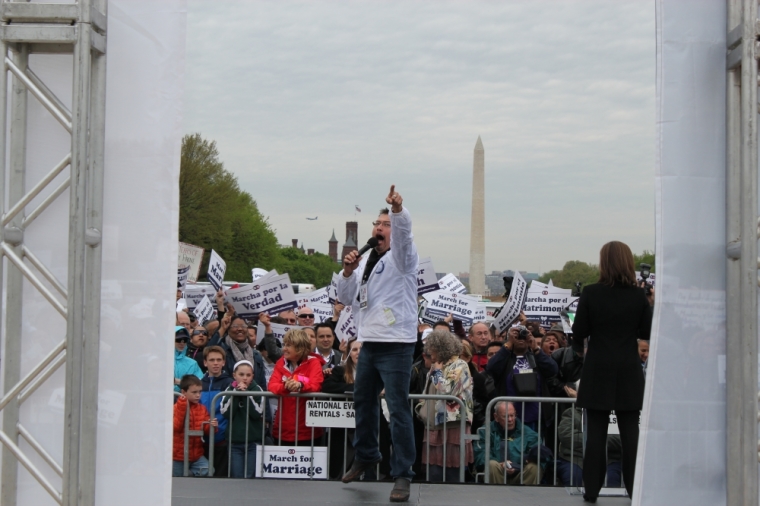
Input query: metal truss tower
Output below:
<box><xmin>725</xmin><ymin>1</ymin><xmax>759</xmax><ymax>505</ymax></box>
<box><xmin>0</xmin><ymin>1</ymin><xmax>107</xmax><ymax>505</ymax></box>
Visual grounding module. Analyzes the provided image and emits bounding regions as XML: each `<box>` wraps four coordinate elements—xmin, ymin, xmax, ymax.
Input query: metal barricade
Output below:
<box><xmin>483</xmin><ymin>396</ymin><xmax>576</xmax><ymax>486</ymax></box>
<box><xmin>174</xmin><ymin>391</ymin><xmax>212</xmax><ymax>478</ymax></box>
<box><xmin>200</xmin><ymin>390</ymin><xmax>472</xmax><ymax>483</ymax></box>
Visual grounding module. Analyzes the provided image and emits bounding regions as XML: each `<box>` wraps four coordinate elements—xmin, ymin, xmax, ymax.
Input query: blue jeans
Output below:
<box><xmin>172</xmin><ymin>456</ymin><xmax>209</xmax><ymax>477</ymax></box>
<box><xmin>353</xmin><ymin>341</ymin><xmax>415</xmax><ymax>480</ymax></box>
<box><xmin>230</xmin><ymin>443</ymin><xmax>257</xmax><ymax>478</ymax></box>
<box><xmin>556</xmin><ymin>458</ymin><xmax>622</xmax><ymax>488</ymax></box>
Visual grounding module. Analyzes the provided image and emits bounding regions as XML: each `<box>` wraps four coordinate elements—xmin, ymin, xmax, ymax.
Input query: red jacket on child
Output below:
<box><xmin>269</xmin><ymin>353</ymin><xmax>325</xmax><ymax>442</ymax></box>
<box><xmin>173</xmin><ymin>396</ymin><xmax>215</xmax><ymax>462</ymax></box>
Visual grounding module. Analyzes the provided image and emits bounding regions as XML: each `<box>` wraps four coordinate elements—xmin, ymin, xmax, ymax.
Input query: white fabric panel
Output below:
<box><xmin>4</xmin><ymin>2</ymin><xmax>186</xmax><ymax>505</ymax></box>
<box><xmin>635</xmin><ymin>1</ymin><xmax>726</xmax><ymax>505</ymax></box>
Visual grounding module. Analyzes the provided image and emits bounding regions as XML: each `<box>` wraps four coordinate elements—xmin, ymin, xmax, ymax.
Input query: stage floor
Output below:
<box><xmin>172</xmin><ymin>478</ymin><xmax>632</xmax><ymax>505</ymax></box>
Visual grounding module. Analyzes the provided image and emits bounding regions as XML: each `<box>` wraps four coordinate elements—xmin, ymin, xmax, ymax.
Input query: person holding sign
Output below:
<box><xmin>337</xmin><ymin>185</ymin><xmax>418</xmax><ymax>502</ymax></box>
<box><xmin>572</xmin><ymin>241</ymin><xmax>651</xmax><ymax>503</ymax></box>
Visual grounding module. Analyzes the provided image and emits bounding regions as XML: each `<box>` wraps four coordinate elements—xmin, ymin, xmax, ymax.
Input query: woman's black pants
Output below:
<box><xmin>582</xmin><ymin>409</ymin><xmax>638</xmax><ymax>499</ymax></box>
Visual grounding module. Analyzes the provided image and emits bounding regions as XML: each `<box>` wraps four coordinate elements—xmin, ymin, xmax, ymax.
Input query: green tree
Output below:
<box><xmin>275</xmin><ymin>248</ymin><xmax>340</xmax><ymax>287</ymax></box>
<box><xmin>179</xmin><ymin>133</ymin><xmax>280</xmax><ymax>282</ymax></box>
<box><xmin>538</xmin><ymin>260</ymin><xmax>600</xmax><ymax>290</ymax></box>
<box><xmin>539</xmin><ymin>250</ymin><xmax>655</xmax><ymax>290</ymax></box>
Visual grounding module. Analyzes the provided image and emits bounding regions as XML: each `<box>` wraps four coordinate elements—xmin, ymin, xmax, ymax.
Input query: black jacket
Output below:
<box><xmin>322</xmin><ymin>365</ymin><xmax>354</xmax><ymax>394</ymax></box>
<box><xmin>485</xmin><ymin>346</ymin><xmax>558</xmax><ymax>400</ymax></box>
<box><xmin>572</xmin><ymin>283</ymin><xmax>651</xmax><ymax>411</ymax></box>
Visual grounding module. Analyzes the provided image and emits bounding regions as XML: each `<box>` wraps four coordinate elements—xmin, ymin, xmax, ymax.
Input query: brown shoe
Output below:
<box><xmin>389</xmin><ymin>478</ymin><xmax>411</xmax><ymax>502</ymax></box>
<box><xmin>341</xmin><ymin>458</ymin><xmax>382</xmax><ymax>484</ymax></box>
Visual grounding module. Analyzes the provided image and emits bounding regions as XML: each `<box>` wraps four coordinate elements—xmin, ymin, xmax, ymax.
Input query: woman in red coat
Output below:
<box><xmin>268</xmin><ymin>328</ymin><xmax>325</xmax><ymax>445</ymax></box>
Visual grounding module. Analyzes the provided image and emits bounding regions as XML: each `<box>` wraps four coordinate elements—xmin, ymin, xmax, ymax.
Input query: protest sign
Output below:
<box><xmin>311</xmin><ymin>302</ymin><xmax>333</xmax><ymax>323</ymax></box>
<box><xmin>193</xmin><ymin>295</ymin><xmax>215</xmax><ymax>325</ymax></box>
<box><xmin>183</xmin><ymin>284</ymin><xmax>217</xmax><ymax>310</ymax></box>
<box><xmin>227</xmin><ymin>274</ymin><xmax>297</xmax><ymax>319</ymax></box>
<box><xmin>306</xmin><ymin>399</ymin><xmax>355</xmax><ymax>428</ymax></box>
<box><xmin>207</xmin><ymin>250</ymin><xmax>226</xmax><ymax>291</ymax></box>
<box><xmin>421</xmin><ymin>290</ymin><xmax>481</xmax><ymax>326</ymax></box>
<box><xmin>252</xmin><ymin>267</ymin><xmax>269</xmax><ymax>281</ymax></box>
<box><xmin>309</xmin><ymin>287</ymin><xmax>330</xmax><ymax>306</ymax></box>
<box><xmin>255</xmin><ymin>321</ymin><xmax>303</xmax><ymax>345</ymax></box>
<box><xmin>255</xmin><ymin>446</ymin><xmax>327</xmax><ymax>479</ymax></box>
<box><xmin>523</xmin><ymin>282</ymin><xmax>579</xmax><ymax>329</ymax></box>
<box><xmin>178</xmin><ymin>242</ymin><xmax>204</xmax><ymax>283</ymax></box>
<box><xmin>493</xmin><ymin>271</ymin><xmax>528</xmax><ymax>333</ymax></box>
<box><xmin>438</xmin><ymin>273</ymin><xmax>467</xmax><ymax>294</ymax></box>
<box><xmin>335</xmin><ymin>305</ymin><xmax>356</xmax><ymax>342</ymax></box>
<box><xmin>417</xmin><ymin>257</ymin><xmax>439</xmax><ymax>295</ymax></box>
<box><xmin>327</xmin><ymin>273</ymin><xmax>339</xmax><ymax>304</ymax></box>
<box><xmin>177</xmin><ymin>265</ymin><xmax>190</xmax><ymax>291</ymax></box>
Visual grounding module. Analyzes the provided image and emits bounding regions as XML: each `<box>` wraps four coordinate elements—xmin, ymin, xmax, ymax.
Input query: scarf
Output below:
<box><xmin>223</xmin><ymin>334</ymin><xmax>253</xmax><ymax>364</ymax></box>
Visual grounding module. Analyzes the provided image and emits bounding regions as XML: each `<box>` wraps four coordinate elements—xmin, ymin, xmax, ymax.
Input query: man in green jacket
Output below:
<box><xmin>474</xmin><ymin>401</ymin><xmax>540</xmax><ymax>484</ymax></box>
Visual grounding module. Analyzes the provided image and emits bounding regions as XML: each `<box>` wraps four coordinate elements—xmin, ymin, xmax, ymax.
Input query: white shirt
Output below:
<box><xmin>336</xmin><ymin>207</ymin><xmax>419</xmax><ymax>344</ymax></box>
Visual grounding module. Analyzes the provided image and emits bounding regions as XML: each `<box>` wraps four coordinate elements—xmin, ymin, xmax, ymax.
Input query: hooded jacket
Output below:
<box><xmin>173</xmin><ymin>396</ymin><xmax>215</xmax><ymax>462</ymax></box>
<box><xmin>268</xmin><ymin>353</ymin><xmax>325</xmax><ymax>442</ymax></box>
<box><xmin>174</xmin><ymin>349</ymin><xmax>203</xmax><ymax>393</ymax></box>
<box><xmin>201</xmin><ymin>371</ymin><xmax>234</xmax><ymax>444</ymax></box>
<box><xmin>336</xmin><ymin>207</ymin><xmax>418</xmax><ymax>343</ymax></box>
<box><xmin>220</xmin><ymin>380</ymin><xmax>266</xmax><ymax>445</ymax></box>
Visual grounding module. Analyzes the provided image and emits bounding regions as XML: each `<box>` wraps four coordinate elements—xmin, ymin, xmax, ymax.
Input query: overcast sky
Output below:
<box><xmin>184</xmin><ymin>0</ymin><xmax>655</xmax><ymax>275</ymax></box>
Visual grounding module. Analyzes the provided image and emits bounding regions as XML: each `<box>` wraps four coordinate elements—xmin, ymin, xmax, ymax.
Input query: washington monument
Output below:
<box><xmin>469</xmin><ymin>136</ymin><xmax>485</xmax><ymax>295</ymax></box>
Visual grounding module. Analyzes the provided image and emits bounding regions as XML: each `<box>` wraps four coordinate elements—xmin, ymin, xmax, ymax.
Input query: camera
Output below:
<box><xmin>639</xmin><ymin>263</ymin><xmax>653</xmax><ymax>296</ymax></box>
<box><xmin>573</xmin><ymin>281</ymin><xmax>583</xmax><ymax>297</ymax></box>
<box><xmin>515</xmin><ymin>326</ymin><xmax>531</xmax><ymax>341</ymax></box>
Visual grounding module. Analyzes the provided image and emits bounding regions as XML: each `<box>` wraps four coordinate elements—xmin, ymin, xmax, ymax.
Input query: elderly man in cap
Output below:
<box><xmin>174</xmin><ymin>326</ymin><xmax>203</xmax><ymax>392</ymax></box>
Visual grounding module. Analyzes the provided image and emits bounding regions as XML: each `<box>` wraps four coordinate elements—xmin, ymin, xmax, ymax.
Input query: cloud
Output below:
<box><xmin>185</xmin><ymin>0</ymin><xmax>655</xmax><ymax>275</ymax></box>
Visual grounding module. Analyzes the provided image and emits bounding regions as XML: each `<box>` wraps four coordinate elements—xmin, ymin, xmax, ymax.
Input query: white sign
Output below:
<box><xmin>306</xmin><ymin>399</ymin><xmax>356</xmax><ymax>428</ymax></box>
<box><xmin>255</xmin><ymin>321</ymin><xmax>304</xmax><ymax>345</ymax></box>
<box><xmin>255</xmin><ymin>446</ymin><xmax>327</xmax><ymax>479</ymax></box>
<box><xmin>184</xmin><ymin>284</ymin><xmax>217</xmax><ymax>310</ymax></box>
<box><xmin>178</xmin><ymin>242</ymin><xmax>205</xmax><ymax>283</ymax></box>
<box><xmin>327</xmin><ymin>273</ymin><xmax>339</xmax><ymax>304</ymax></box>
<box><xmin>193</xmin><ymin>295</ymin><xmax>215</xmax><ymax>325</ymax></box>
<box><xmin>523</xmin><ymin>282</ymin><xmax>579</xmax><ymax>329</ymax></box>
<box><xmin>309</xmin><ymin>287</ymin><xmax>330</xmax><ymax>306</ymax></box>
<box><xmin>252</xmin><ymin>267</ymin><xmax>269</xmax><ymax>281</ymax></box>
<box><xmin>207</xmin><ymin>249</ymin><xmax>226</xmax><ymax>291</ymax></box>
<box><xmin>421</xmin><ymin>290</ymin><xmax>481</xmax><ymax>326</ymax></box>
<box><xmin>417</xmin><ymin>257</ymin><xmax>439</xmax><ymax>295</ymax></box>
<box><xmin>493</xmin><ymin>271</ymin><xmax>528</xmax><ymax>333</ymax></box>
<box><xmin>636</xmin><ymin>272</ymin><xmax>656</xmax><ymax>286</ymax></box>
<box><xmin>438</xmin><ymin>273</ymin><xmax>467</xmax><ymax>294</ymax></box>
<box><xmin>335</xmin><ymin>305</ymin><xmax>356</xmax><ymax>342</ymax></box>
<box><xmin>227</xmin><ymin>274</ymin><xmax>297</xmax><ymax>319</ymax></box>
<box><xmin>177</xmin><ymin>265</ymin><xmax>190</xmax><ymax>291</ymax></box>
<box><xmin>311</xmin><ymin>303</ymin><xmax>333</xmax><ymax>323</ymax></box>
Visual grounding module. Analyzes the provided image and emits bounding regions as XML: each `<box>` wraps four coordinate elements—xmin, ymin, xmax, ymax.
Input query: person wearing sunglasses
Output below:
<box><xmin>296</xmin><ymin>307</ymin><xmax>315</xmax><ymax>325</ymax></box>
<box><xmin>186</xmin><ymin>327</ymin><xmax>210</xmax><ymax>373</ymax></box>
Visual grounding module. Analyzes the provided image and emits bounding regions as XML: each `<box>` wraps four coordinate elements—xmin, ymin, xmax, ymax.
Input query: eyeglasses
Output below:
<box><xmin>298</xmin><ymin>314</ymin><xmax>315</xmax><ymax>319</ymax></box>
<box><xmin>372</xmin><ymin>221</ymin><xmax>391</xmax><ymax>228</ymax></box>
<box><xmin>229</xmin><ymin>325</ymin><xmax>247</xmax><ymax>330</ymax></box>
<box><xmin>192</xmin><ymin>330</ymin><xmax>208</xmax><ymax>336</ymax></box>
<box><xmin>175</xmin><ymin>338</ymin><xmax>188</xmax><ymax>343</ymax></box>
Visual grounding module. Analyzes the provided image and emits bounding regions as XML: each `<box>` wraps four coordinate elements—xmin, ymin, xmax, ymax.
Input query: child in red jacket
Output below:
<box><xmin>268</xmin><ymin>329</ymin><xmax>325</xmax><ymax>445</ymax></box>
<box><xmin>173</xmin><ymin>375</ymin><xmax>218</xmax><ymax>476</ymax></box>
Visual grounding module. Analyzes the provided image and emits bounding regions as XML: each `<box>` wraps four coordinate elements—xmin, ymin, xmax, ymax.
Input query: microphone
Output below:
<box><xmin>355</xmin><ymin>237</ymin><xmax>379</xmax><ymax>257</ymax></box>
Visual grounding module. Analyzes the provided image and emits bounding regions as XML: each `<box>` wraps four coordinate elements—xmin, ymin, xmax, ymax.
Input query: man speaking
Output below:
<box><xmin>338</xmin><ymin>185</ymin><xmax>418</xmax><ymax>502</ymax></box>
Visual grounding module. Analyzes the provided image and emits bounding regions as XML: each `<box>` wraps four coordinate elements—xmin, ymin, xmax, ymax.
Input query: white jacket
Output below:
<box><xmin>336</xmin><ymin>207</ymin><xmax>418</xmax><ymax>344</ymax></box>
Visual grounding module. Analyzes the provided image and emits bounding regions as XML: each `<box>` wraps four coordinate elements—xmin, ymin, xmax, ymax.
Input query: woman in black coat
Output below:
<box><xmin>571</xmin><ymin>241</ymin><xmax>651</xmax><ymax>503</ymax></box>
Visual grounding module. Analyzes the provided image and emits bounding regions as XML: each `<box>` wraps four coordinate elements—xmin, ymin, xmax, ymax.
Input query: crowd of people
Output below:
<box><xmin>171</xmin><ymin>287</ymin><xmax>653</xmax><ymax>488</ymax></box>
